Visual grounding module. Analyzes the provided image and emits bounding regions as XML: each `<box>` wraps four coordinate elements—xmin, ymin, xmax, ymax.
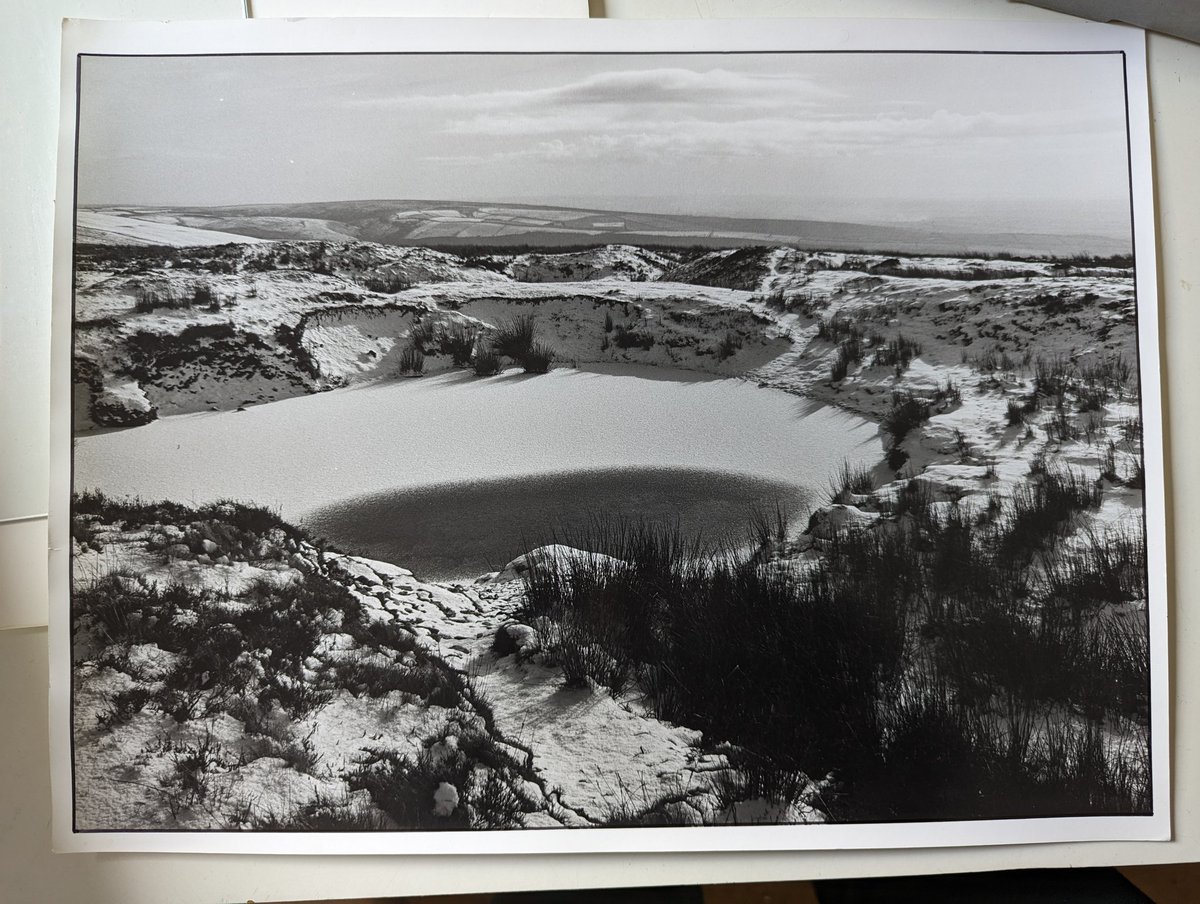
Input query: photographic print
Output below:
<box><xmin>51</xmin><ymin>18</ymin><xmax>1167</xmax><ymax>852</ymax></box>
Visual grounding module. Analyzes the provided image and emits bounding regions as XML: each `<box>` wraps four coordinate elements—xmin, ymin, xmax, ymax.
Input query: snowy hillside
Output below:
<box><xmin>79</xmin><ymin>201</ymin><xmax>1134</xmax><ymax>258</ymax></box>
<box><xmin>72</xmin><ymin>494</ymin><xmax>826</xmax><ymax>829</ymax></box>
<box><xmin>70</xmin><ymin>225</ymin><xmax>1151</xmax><ymax>831</ymax></box>
<box><xmin>72</xmin><ymin>239</ymin><xmax>788</xmax><ymax>427</ymax></box>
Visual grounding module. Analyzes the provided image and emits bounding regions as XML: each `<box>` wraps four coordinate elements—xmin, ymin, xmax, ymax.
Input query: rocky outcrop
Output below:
<box><xmin>90</xmin><ymin>380</ymin><xmax>158</xmax><ymax>428</ymax></box>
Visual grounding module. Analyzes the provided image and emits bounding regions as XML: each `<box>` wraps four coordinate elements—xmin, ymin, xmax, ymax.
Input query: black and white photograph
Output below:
<box><xmin>52</xmin><ymin>17</ymin><xmax>1167</xmax><ymax>852</ymax></box>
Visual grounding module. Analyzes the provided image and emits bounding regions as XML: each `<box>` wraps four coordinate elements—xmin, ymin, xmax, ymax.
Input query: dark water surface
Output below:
<box><xmin>304</xmin><ymin>467</ymin><xmax>806</xmax><ymax>582</ymax></box>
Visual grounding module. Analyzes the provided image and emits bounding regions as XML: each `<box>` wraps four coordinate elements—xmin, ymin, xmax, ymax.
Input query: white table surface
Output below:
<box><xmin>2</xmin><ymin>0</ymin><xmax>1198</xmax><ymax>900</ymax></box>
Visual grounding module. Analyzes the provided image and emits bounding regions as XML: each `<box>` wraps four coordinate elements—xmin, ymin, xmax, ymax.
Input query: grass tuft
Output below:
<box><xmin>829</xmin><ymin>336</ymin><xmax>863</xmax><ymax>382</ymax></box>
<box><xmin>472</xmin><ymin>346</ymin><xmax>502</xmax><ymax>376</ymax></box>
<box><xmin>520</xmin><ymin>341</ymin><xmax>555</xmax><ymax>375</ymax></box>
<box><xmin>829</xmin><ymin>461</ymin><xmax>876</xmax><ymax>504</ymax></box>
<box><xmin>348</xmin><ymin>721</ymin><xmax>534</xmax><ymax>830</ymax></box>
<box><xmin>408</xmin><ymin>319</ymin><xmax>439</xmax><ymax>353</ymax></box>
<box><xmin>492</xmin><ymin>315</ymin><xmax>537</xmax><ymax>360</ymax></box>
<box><xmin>873</xmin><ymin>334</ymin><xmax>922</xmax><ymax>370</ymax></box>
<box><xmin>882</xmin><ymin>392</ymin><xmax>930</xmax><ymax>448</ymax></box>
<box><xmin>439</xmin><ymin>323</ymin><xmax>478</xmax><ymax>366</ymax></box>
<box><xmin>396</xmin><ymin>345</ymin><xmax>425</xmax><ymax>376</ymax></box>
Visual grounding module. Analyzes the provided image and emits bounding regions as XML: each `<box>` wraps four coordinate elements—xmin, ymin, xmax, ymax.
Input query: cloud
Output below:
<box><xmin>427</xmin><ymin>104</ymin><xmax>1122</xmax><ymax>169</ymax></box>
<box><xmin>333</xmin><ymin>56</ymin><xmax>1126</xmax><ymax>176</ymax></box>
<box><xmin>388</xmin><ymin>55</ymin><xmax>1125</xmax><ymax>170</ymax></box>
<box><xmin>348</xmin><ymin>65</ymin><xmax>834</xmax><ymax>113</ymax></box>
<box><xmin>537</xmin><ymin>66</ymin><xmax>835</xmax><ymax>106</ymax></box>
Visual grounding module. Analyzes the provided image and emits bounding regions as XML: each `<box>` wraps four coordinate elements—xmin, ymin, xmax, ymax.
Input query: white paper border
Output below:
<box><xmin>49</xmin><ymin>15</ymin><xmax>1170</xmax><ymax>855</ymax></box>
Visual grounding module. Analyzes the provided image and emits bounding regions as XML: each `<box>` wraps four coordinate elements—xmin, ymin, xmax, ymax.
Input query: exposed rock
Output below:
<box><xmin>493</xmin><ymin>622</ymin><xmax>538</xmax><ymax>658</ymax></box>
<box><xmin>330</xmin><ymin>556</ymin><xmax>384</xmax><ymax>585</ymax></box>
<box><xmin>427</xmin><ymin>735</ymin><xmax>459</xmax><ymax>767</ymax></box>
<box><xmin>492</xmin><ymin>545</ymin><xmax>622</xmax><ymax>583</ymax></box>
<box><xmin>90</xmin><ymin>381</ymin><xmax>157</xmax><ymax>427</ymax></box>
<box><xmin>125</xmin><ymin>643</ymin><xmax>180</xmax><ymax>681</ymax></box>
<box><xmin>806</xmin><ymin>504</ymin><xmax>881</xmax><ymax>540</ymax></box>
<box><xmin>432</xmin><ymin>781</ymin><xmax>459</xmax><ymax>817</ymax></box>
<box><xmin>288</xmin><ymin>552</ymin><xmax>314</xmax><ymax>572</ymax></box>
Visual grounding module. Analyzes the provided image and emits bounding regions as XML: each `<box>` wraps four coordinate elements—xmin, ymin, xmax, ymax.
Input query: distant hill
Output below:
<box><xmin>79</xmin><ymin>199</ymin><xmax>1131</xmax><ymax>258</ymax></box>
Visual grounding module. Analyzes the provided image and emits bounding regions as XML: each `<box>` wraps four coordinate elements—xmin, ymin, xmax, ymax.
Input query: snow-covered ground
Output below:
<box><xmin>71</xmin><ymin>239</ymin><xmax>785</xmax><ymax>426</ymax></box>
<box><xmin>72</xmin><ymin>518</ymin><xmax>825</xmax><ymax>829</ymax></box>
<box><xmin>69</xmin><ymin>224</ymin><xmax>1149</xmax><ymax>831</ymax></box>
<box><xmin>76</xmin><ymin>209</ymin><xmax>266</xmax><ymax>247</ymax></box>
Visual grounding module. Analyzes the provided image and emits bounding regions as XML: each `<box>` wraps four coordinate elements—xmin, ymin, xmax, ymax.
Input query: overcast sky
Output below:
<box><xmin>77</xmin><ymin>51</ymin><xmax>1132</xmax><ymax>230</ymax></box>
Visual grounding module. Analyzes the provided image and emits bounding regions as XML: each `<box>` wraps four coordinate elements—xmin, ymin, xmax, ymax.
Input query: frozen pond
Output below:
<box><xmin>75</xmin><ymin>364</ymin><xmax>880</xmax><ymax>577</ymax></box>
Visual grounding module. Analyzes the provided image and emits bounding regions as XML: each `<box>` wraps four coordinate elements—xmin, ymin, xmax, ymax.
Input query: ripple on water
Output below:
<box><xmin>305</xmin><ymin>466</ymin><xmax>807</xmax><ymax>582</ymax></box>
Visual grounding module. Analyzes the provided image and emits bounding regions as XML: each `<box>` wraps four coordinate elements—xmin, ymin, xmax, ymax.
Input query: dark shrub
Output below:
<box><xmin>472</xmin><ymin>346</ymin><xmax>502</xmax><ymax>376</ymax></box>
<box><xmin>999</xmin><ymin>467</ymin><xmax>1102</xmax><ymax>560</ymax></box>
<box><xmin>97</xmin><ymin>686</ymin><xmax>154</xmax><ymax>730</ymax></box>
<box><xmin>362</xmin><ymin>270</ymin><xmax>413</xmax><ymax>293</ymax></box>
<box><xmin>439</xmin><ymin>323</ymin><xmax>478</xmax><ymax>366</ymax></box>
<box><xmin>886</xmin><ymin>446</ymin><xmax>910</xmax><ymax>471</ymax></box>
<box><xmin>829</xmin><ymin>461</ymin><xmax>875</xmax><ymax>504</ymax></box>
<box><xmin>520</xmin><ymin>341</ymin><xmax>555</xmax><ymax>374</ymax></box>
<box><xmin>397</xmin><ymin>345</ymin><xmax>425</xmax><ymax>376</ymax></box>
<box><xmin>816</xmin><ymin>313</ymin><xmax>865</xmax><ymax>344</ymax></box>
<box><xmin>836</xmin><ymin>684</ymin><xmax>993</xmax><ymax>821</ymax></box>
<box><xmin>520</xmin><ymin>515</ymin><xmax>909</xmax><ymax>780</ymax></box>
<box><xmin>1033</xmin><ymin>354</ymin><xmax>1073</xmax><ymax>399</ymax></box>
<box><xmin>882</xmin><ymin>392</ymin><xmax>930</xmax><ymax>447</ymax></box>
<box><xmin>716</xmin><ymin>332</ymin><xmax>743</xmax><ymax>361</ymax></box>
<box><xmin>747</xmin><ymin>501</ymin><xmax>789</xmax><ymax>549</ymax></box>
<box><xmin>348</xmin><ymin>723</ymin><xmax>532</xmax><ymax>830</ymax></box>
<box><xmin>613</xmin><ymin>325</ymin><xmax>656</xmax><ymax>350</ymax></box>
<box><xmin>251</xmin><ymin>793</ymin><xmax>391</xmax><ymax>831</ymax></box>
<box><xmin>1042</xmin><ymin>527</ymin><xmax>1145</xmax><ymax>623</ymax></box>
<box><xmin>338</xmin><ymin>653</ymin><xmax>463</xmax><ymax>705</ymax></box>
<box><xmin>830</xmin><ymin>336</ymin><xmax>864</xmax><ymax>382</ymax></box>
<box><xmin>74</xmin><ymin>572</ymin><xmax>190</xmax><ymax>650</ymax></box>
<box><xmin>492</xmin><ymin>315</ymin><xmax>537</xmax><ymax>360</ymax></box>
<box><xmin>71</xmin><ymin>514</ymin><xmax>98</xmax><ymax>549</ymax></box>
<box><xmin>408</xmin><ymin>319</ymin><xmax>439</xmax><ymax>353</ymax></box>
<box><xmin>713</xmin><ymin>748</ymin><xmax>810</xmax><ymax>813</ymax></box>
<box><xmin>873</xmin><ymin>334</ymin><xmax>922</xmax><ymax>369</ymax></box>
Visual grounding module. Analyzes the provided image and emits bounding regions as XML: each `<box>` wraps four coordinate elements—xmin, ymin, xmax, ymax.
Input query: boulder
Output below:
<box><xmin>491</xmin><ymin>545</ymin><xmax>622</xmax><ymax>583</ymax></box>
<box><xmin>427</xmin><ymin>735</ymin><xmax>459</xmax><ymax>767</ymax></box>
<box><xmin>288</xmin><ymin>552</ymin><xmax>315</xmax><ymax>572</ymax></box>
<box><xmin>329</xmin><ymin>556</ymin><xmax>384</xmax><ymax>585</ymax></box>
<box><xmin>805</xmin><ymin>504</ymin><xmax>880</xmax><ymax>540</ymax></box>
<box><xmin>493</xmin><ymin>622</ymin><xmax>538</xmax><ymax>658</ymax></box>
<box><xmin>432</xmin><ymin>781</ymin><xmax>459</xmax><ymax>817</ymax></box>
<box><xmin>90</xmin><ymin>381</ymin><xmax>157</xmax><ymax>428</ymax></box>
